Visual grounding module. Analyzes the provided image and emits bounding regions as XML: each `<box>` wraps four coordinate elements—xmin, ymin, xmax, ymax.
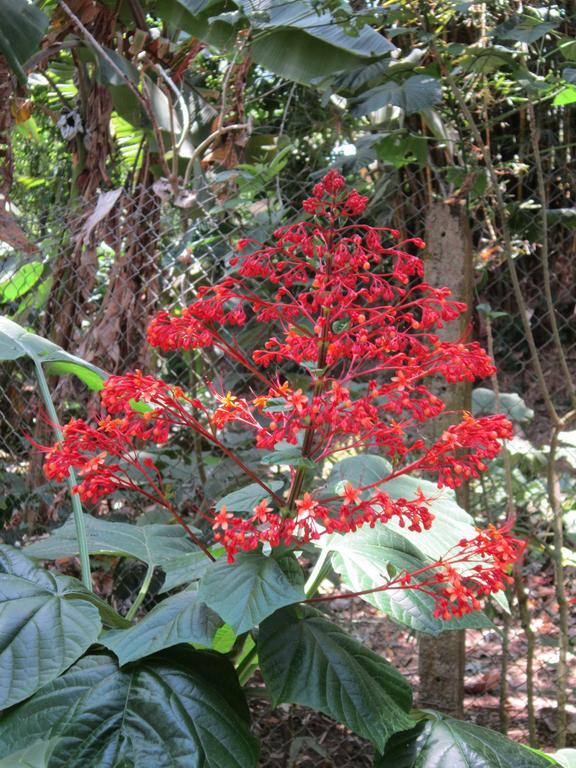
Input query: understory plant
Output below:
<box><xmin>0</xmin><ymin>173</ymin><xmax>559</xmax><ymax>767</ymax></box>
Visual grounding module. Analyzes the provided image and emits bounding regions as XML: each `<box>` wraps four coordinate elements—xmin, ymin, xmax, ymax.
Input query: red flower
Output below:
<box><xmin>43</xmin><ymin>172</ymin><xmax>522</xmax><ymax>615</ymax></box>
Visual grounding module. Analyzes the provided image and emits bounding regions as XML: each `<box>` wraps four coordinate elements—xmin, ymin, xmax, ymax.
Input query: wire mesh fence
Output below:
<box><xmin>0</xmin><ymin>158</ymin><xmax>575</xmax><ymax>762</ymax></box>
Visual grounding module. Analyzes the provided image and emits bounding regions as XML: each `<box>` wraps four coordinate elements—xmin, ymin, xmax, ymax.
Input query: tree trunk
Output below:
<box><xmin>417</xmin><ymin>202</ymin><xmax>473</xmax><ymax>717</ymax></box>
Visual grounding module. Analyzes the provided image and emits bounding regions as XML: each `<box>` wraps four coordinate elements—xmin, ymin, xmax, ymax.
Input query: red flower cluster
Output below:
<box><xmin>421</xmin><ymin>525</ymin><xmax>525</xmax><ymax>620</ymax></box>
<box><xmin>44</xmin><ymin>170</ymin><xmax>521</xmax><ymax>616</ymax></box>
<box><xmin>308</xmin><ymin>524</ymin><xmax>525</xmax><ymax>621</ymax></box>
<box><xmin>214</xmin><ymin>485</ymin><xmax>436</xmax><ymax>562</ymax></box>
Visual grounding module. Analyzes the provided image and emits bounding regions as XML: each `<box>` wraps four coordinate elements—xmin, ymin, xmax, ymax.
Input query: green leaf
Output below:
<box><xmin>248</xmin><ymin>1</ymin><xmax>394</xmax><ymax>84</ymax></box>
<box><xmin>0</xmin><ymin>316</ymin><xmax>106</xmax><ymax>385</ymax></box>
<box><xmin>159</xmin><ymin>548</ymin><xmax>224</xmax><ymax>593</ymax></box>
<box><xmin>472</xmin><ymin>387</ymin><xmax>534</xmax><ymax>423</ymax></box>
<box><xmin>0</xmin><ymin>261</ymin><xmax>43</xmax><ymax>303</ymax></box>
<box><xmin>460</xmin><ymin>45</ymin><xmax>516</xmax><ymax>74</ymax></box>
<box><xmin>326</xmin><ymin>454</ymin><xmax>392</xmax><ymax>496</ymax></box>
<box><xmin>0</xmin><ymin>651</ymin><xmax>259</xmax><ymax>768</ymax></box>
<box><xmin>0</xmin><ymin>545</ymin><xmax>101</xmax><ymax>708</ymax></box>
<box><xmin>156</xmin><ymin>0</ymin><xmax>240</xmax><ymax>49</ymax></box>
<box><xmin>558</xmin><ymin>38</ymin><xmax>576</xmax><ymax>61</ymax></box>
<box><xmin>496</xmin><ymin>15</ymin><xmax>558</xmax><ymax>45</ymax></box>
<box><xmin>326</xmin><ymin>456</ymin><xmax>509</xmax><ymax>612</ymax></box>
<box><xmin>351</xmin><ymin>75</ymin><xmax>442</xmax><ymax>116</ymax></box>
<box><xmin>258</xmin><ymin>606</ymin><xmax>413</xmax><ymax>752</ymax></box>
<box><xmin>44</xmin><ymin>361</ymin><xmax>105</xmax><ymax>391</ymax></box>
<box><xmin>259</xmin><ymin>446</ymin><xmax>316</xmax><ymax>468</ymax></box>
<box><xmin>374</xmin><ymin>134</ymin><xmax>428</xmax><ymax>168</ymax></box>
<box><xmin>547</xmin><ymin>207</ymin><xmax>576</xmax><ymax>228</ymax></box>
<box><xmin>216</xmin><ymin>480</ymin><xmax>284</xmax><ymax>512</ymax></box>
<box><xmin>198</xmin><ymin>552</ymin><xmax>306</xmax><ymax>634</ymax></box>
<box><xmin>374</xmin><ymin>723</ymin><xmax>425</xmax><ymax>768</ymax></box>
<box><xmin>551</xmin><ymin>749</ymin><xmax>576</xmax><ymax>768</ymax></box>
<box><xmin>329</xmin><ymin>527</ymin><xmax>492</xmax><ymax>635</ymax></box>
<box><xmin>0</xmin><ymin>0</ymin><xmax>49</xmax><ymax>84</ymax></box>
<box><xmin>376</xmin><ymin>712</ymin><xmax>557</xmax><ymax>767</ymax></box>
<box><xmin>101</xmin><ymin>591</ymin><xmax>223</xmax><ymax>665</ymax></box>
<box><xmin>211</xmin><ymin>623</ymin><xmax>237</xmax><ymax>654</ymax></box>
<box><xmin>26</xmin><ymin>515</ymin><xmax>199</xmax><ymax>569</ymax></box>
<box><xmin>0</xmin><ymin>739</ymin><xmax>58</xmax><ymax>768</ymax></box>
<box><xmin>158</xmin><ymin>0</ymin><xmax>393</xmax><ymax>84</ymax></box>
<box><xmin>554</xmin><ymin>85</ymin><xmax>576</xmax><ymax>106</ymax></box>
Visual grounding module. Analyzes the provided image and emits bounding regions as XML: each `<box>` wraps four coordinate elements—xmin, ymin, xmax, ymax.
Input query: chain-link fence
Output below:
<box><xmin>0</xmin><ymin>157</ymin><xmax>575</xmax><ymax>762</ymax></box>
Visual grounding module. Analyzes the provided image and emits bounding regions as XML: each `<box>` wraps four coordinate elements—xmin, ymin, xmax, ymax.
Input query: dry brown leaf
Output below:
<box><xmin>0</xmin><ymin>210</ymin><xmax>38</xmax><ymax>253</ymax></box>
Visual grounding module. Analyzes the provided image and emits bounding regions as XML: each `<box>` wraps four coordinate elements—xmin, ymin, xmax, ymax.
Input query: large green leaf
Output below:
<box><xmin>460</xmin><ymin>45</ymin><xmax>517</xmax><ymax>74</ymax></box>
<box><xmin>552</xmin><ymin>749</ymin><xmax>576</xmax><ymax>768</ymax></box>
<box><xmin>326</xmin><ymin>456</ymin><xmax>477</xmax><ymax>560</ymax></box>
<box><xmin>247</xmin><ymin>1</ymin><xmax>394</xmax><ymax>84</ymax></box>
<box><xmin>0</xmin><ymin>0</ymin><xmax>49</xmax><ymax>84</ymax></box>
<box><xmin>216</xmin><ymin>480</ymin><xmax>284</xmax><ymax>512</ymax></box>
<box><xmin>351</xmin><ymin>75</ymin><xmax>442</xmax><ymax>116</ymax></box>
<box><xmin>0</xmin><ymin>651</ymin><xmax>259</xmax><ymax>768</ymax></box>
<box><xmin>0</xmin><ymin>260</ymin><xmax>43</xmax><ymax>303</ymax></box>
<box><xmin>383</xmin><ymin>475</ymin><xmax>480</xmax><ymax>561</ymax></box>
<box><xmin>157</xmin><ymin>0</ymin><xmax>394</xmax><ymax>84</ymax></box>
<box><xmin>102</xmin><ymin>591</ymin><xmax>223</xmax><ymax>665</ymax></box>
<box><xmin>198</xmin><ymin>552</ymin><xmax>305</xmax><ymax>634</ymax></box>
<box><xmin>472</xmin><ymin>387</ymin><xmax>534</xmax><ymax>423</ymax></box>
<box><xmin>326</xmin><ymin>454</ymin><xmax>393</xmax><ymax>494</ymax></box>
<box><xmin>375</xmin><ymin>133</ymin><xmax>429</xmax><ymax>168</ymax></box>
<box><xmin>0</xmin><ymin>739</ymin><xmax>58</xmax><ymax>768</ymax></box>
<box><xmin>0</xmin><ymin>316</ymin><xmax>106</xmax><ymax>386</ymax></box>
<box><xmin>329</xmin><ymin>527</ymin><xmax>492</xmax><ymax>635</ymax></box>
<box><xmin>376</xmin><ymin>712</ymin><xmax>556</xmax><ymax>767</ymax></box>
<box><xmin>155</xmin><ymin>0</ymin><xmax>239</xmax><ymax>49</ymax></box>
<box><xmin>0</xmin><ymin>545</ymin><xmax>101</xmax><ymax>708</ymax></box>
<box><xmin>26</xmin><ymin>515</ymin><xmax>199</xmax><ymax>569</ymax></box>
<box><xmin>258</xmin><ymin>606</ymin><xmax>413</xmax><ymax>752</ymax></box>
<box><xmin>495</xmin><ymin>15</ymin><xmax>559</xmax><ymax>45</ymax></box>
<box><xmin>326</xmin><ymin>456</ymin><xmax>509</xmax><ymax>612</ymax></box>
<box><xmin>159</xmin><ymin>548</ymin><xmax>223</xmax><ymax>593</ymax></box>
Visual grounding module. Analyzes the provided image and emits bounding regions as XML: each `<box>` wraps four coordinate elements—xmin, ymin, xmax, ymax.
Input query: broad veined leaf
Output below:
<box><xmin>375</xmin><ymin>712</ymin><xmax>556</xmax><ymax>767</ymax></box>
<box><xmin>0</xmin><ymin>739</ymin><xmax>58</xmax><ymax>768</ymax></box>
<box><xmin>101</xmin><ymin>591</ymin><xmax>223</xmax><ymax>665</ymax></box>
<box><xmin>0</xmin><ymin>545</ymin><xmax>102</xmax><ymax>708</ymax></box>
<box><xmin>158</xmin><ymin>0</ymin><xmax>394</xmax><ymax>83</ymax></box>
<box><xmin>351</xmin><ymin>75</ymin><xmax>442</xmax><ymax>116</ymax></box>
<box><xmin>0</xmin><ymin>260</ymin><xmax>43</xmax><ymax>303</ymax></box>
<box><xmin>326</xmin><ymin>456</ymin><xmax>475</xmax><ymax>560</ymax></box>
<box><xmin>552</xmin><ymin>749</ymin><xmax>576</xmax><ymax>768</ymax></box>
<box><xmin>159</xmin><ymin>547</ymin><xmax>224</xmax><ymax>593</ymax></box>
<box><xmin>215</xmin><ymin>480</ymin><xmax>284</xmax><ymax>512</ymax></box>
<box><xmin>325</xmin><ymin>456</ymin><xmax>509</xmax><ymax>612</ymax></box>
<box><xmin>472</xmin><ymin>387</ymin><xmax>534</xmax><ymax>423</ymax></box>
<box><xmin>328</xmin><ymin>527</ymin><xmax>493</xmax><ymax>635</ymax></box>
<box><xmin>460</xmin><ymin>44</ymin><xmax>517</xmax><ymax>74</ymax></box>
<box><xmin>246</xmin><ymin>1</ymin><xmax>394</xmax><ymax>84</ymax></box>
<box><xmin>0</xmin><ymin>651</ymin><xmax>259</xmax><ymax>768</ymax></box>
<box><xmin>198</xmin><ymin>552</ymin><xmax>305</xmax><ymax>634</ymax></box>
<box><xmin>155</xmin><ymin>0</ymin><xmax>240</xmax><ymax>50</ymax></box>
<box><xmin>374</xmin><ymin>133</ymin><xmax>429</xmax><ymax>168</ymax></box>
<box><xmin>495</xmin><ymin>15</ymin><xmax>559</xmax><ymax>45</ymax></box>
<box><xmin>554</xmin><ymin>85</ymin><xmax>576</xmax><ymax>106</ymax></box>
<box><xmin>259</xmin><ymin>446</ymin><xmax>316</xmax><ymax>468</ymax></box>
<box><xmin>0</xmin><ymin>0</ymin><xmax>49</xmax><ymax>84</ymax></box>
<box><xmin>258</xmin><ymin>606</ymin><xmax>413</xmax><ymax>752</ymax></box>
<box><xmin>44</xmin><ymin>361</ymin><xmax>105</xmax><ymax>391</ymax></box>
<box><xmin>0</xmin><ymin>316</ymin><xmax>106</xmax><ymax>385</ymax></box>
<box><xmin>326</xmin><ymin>454</ymin><xmax>392</xmax><ymax>494</ymax></box>
<box><xmin>26</xmin><ymin>515</ymin><xmax>199</xmax><ymax>569</ymax></box>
